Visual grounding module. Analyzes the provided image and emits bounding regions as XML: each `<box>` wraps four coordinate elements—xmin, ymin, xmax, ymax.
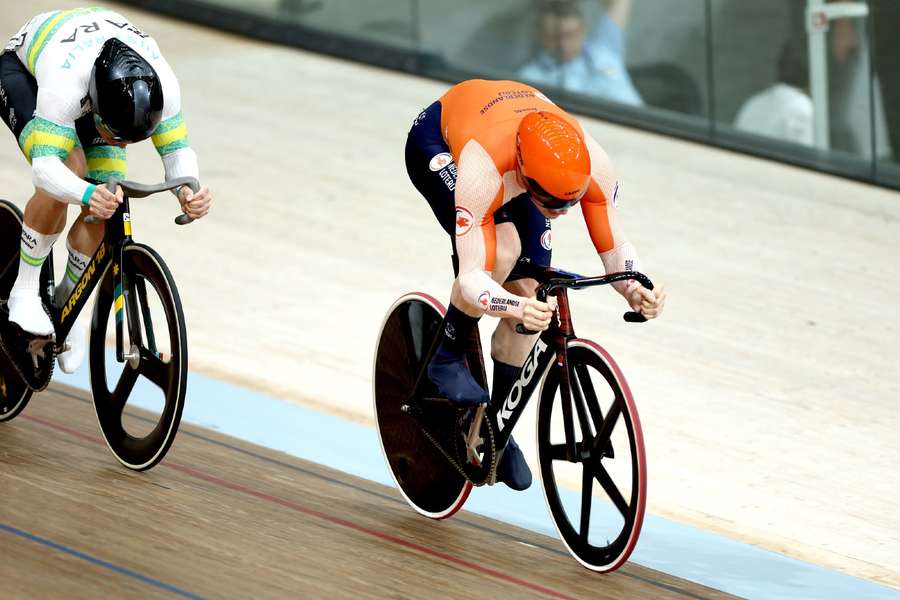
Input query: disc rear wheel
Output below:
<box><xmin>373</xmin><ymin>293</ymin><xmax>473</xmax><ymax>519</ymax></box>
<box><xmin>0</xmin><ymin>200</ymin><xmax>36</xmax><ymax>421</ymax></box>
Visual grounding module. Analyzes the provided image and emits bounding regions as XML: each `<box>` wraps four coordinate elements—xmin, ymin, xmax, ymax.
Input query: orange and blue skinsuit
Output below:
<box><xmin>405</xmin><ymin>79</ymin><xmax>640</xmax><ymax>318</ymax></box>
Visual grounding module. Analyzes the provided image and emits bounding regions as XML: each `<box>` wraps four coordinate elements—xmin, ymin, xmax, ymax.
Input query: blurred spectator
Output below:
<box><xmin>734</xmin><ymin>39</ymin><xmax>814</xmax><ymax>147</ymax></box>
<box><xmin>871</xmin><ymin>0</ymin><xmax>900</xmax><ymax>161</ymax></box>
<box><xmin>827</xmin><ymin>10</ymin><xmax>891</xmax><ymax>159</ymax></box>
<box><xmin>517</xmin><ymin>0</ymin><xmax>643</xmax><ymax>106</ymax></box>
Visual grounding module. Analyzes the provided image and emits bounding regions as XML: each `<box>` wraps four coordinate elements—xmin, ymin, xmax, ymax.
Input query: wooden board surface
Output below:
<box><xmin>0</xmin><ymin>0</ymin><xmax>898</xmax><ymax>588</ymax></box>
<box><xmin>0</xmin><ymin>385</ymin><xmax>732</xmax><ymax>599</ymax></box>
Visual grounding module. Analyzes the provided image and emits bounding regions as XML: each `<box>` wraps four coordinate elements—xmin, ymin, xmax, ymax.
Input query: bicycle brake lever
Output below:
<box><xmin>623</xmin><ymin>311</ymin><xmax>648</xmax><ymax>323</ymax></box>
<box><xmin>515</xmin><ymin>323</ymin><xmax>538</xmax><ymax>335</ymax></box>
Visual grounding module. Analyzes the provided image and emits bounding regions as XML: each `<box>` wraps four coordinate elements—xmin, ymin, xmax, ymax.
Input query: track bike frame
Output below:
<box><xmin>45</xmin><ymin>177</ymin><xmax>194</xmax><ymax>368</ymax></box>
<box><xmin>408</xmin><ymin>263</ymin><xmax>653</xmax><ymax>472</ymax></box>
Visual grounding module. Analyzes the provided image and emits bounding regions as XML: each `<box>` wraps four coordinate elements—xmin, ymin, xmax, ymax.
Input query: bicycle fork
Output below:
<box><xmin>113</xmin><ymin>204</ymin><xmax>143</xmax><ymax>369</ymax></box>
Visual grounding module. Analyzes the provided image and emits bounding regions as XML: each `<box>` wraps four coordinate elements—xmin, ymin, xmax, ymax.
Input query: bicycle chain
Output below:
<box><xmin>419</xmin><ymin>409</ymin><xmax>499</xmax><ymax>487</ymax></box>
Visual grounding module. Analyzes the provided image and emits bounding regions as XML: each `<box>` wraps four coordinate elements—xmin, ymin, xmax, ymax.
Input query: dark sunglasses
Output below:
<box><xmin>94</xmin><ymin>114</ymin><xmax>129</xmax><ymax>144</ymax></box>
<box><xmin>524</xmin><ymin>176</ymin><xmax>582</xmax><ymax>211</ymax></box>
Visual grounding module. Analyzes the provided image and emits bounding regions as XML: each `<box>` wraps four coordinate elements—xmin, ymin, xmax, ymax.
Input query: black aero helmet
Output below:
<box><xmin>89</xmin><ymin>38</ymin><xmax>163</xmax><ymax>143</ymax></box>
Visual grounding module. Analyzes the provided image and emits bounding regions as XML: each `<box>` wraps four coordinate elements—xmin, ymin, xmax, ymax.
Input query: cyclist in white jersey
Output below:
<box><xmin>0</xmin><ymin>8</ymin><xmax>212</xmax><ymax>373</ymax></box>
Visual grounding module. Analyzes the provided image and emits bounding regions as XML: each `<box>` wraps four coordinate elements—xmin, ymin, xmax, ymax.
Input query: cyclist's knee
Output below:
<box><xmin>491</xmin><ymin>318</ymin><xmax>535</xmax><ymax>366</ymax></box>
<box><xmin>503</xmin><ymin>277</ymin><xmax>538</xmax><ymax>298</ymax></box>
<box><xmin>64</xmin><ymin>148</ymin><xmax>87</xmax><ymax>178</ymax></box>
<box><xmin>69</xmin><ymin>211</ymin><xmax>104</xmax><ymax>249</ymax></box>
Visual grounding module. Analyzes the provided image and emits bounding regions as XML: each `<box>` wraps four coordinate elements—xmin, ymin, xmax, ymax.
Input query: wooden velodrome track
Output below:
<box><xmin>1</xmin><ymin>0</ymin><xmax>899</xmax><ymax>595</ymax></box>
<box><xmin>1</xmin><ymin>385</ymin><xmax>730</xmax><ymax>599</ymax></box>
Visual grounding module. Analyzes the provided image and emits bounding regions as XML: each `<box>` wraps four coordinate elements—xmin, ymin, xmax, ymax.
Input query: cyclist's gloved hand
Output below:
<box><xmin>87</xmin><ymin>184</ymin><xmax>123</xmax><ymax>220</ymax></box>
<box><xmin>521</xmin><ymin>295</ymin><xmax>558</xmax><ymax>332</ymax></box>
<box><xmin>178</xmin><ymin>185</ymin><xmax>213</xmax><ymax>220</ymax></box>
<box><xmin>627</xmin><ymin>283</ymin><xmax>666</xmax><ymax>319</ymax></box>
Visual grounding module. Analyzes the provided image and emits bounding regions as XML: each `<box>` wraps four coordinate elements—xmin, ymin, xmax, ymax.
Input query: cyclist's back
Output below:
<box><xmin>439</xmin><ymin>79</ymin><xmax>580</xmax><ymax>171</ymax></box>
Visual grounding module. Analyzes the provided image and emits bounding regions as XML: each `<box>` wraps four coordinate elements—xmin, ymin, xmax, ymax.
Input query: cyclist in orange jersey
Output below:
<box><xmin>405</xmin><ymin>79</ymin><xmax>666</xmax><ymax>490</ymax></box>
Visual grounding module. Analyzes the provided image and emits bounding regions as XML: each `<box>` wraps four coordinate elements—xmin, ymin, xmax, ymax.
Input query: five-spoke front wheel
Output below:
<box><xmin>536</xmin><ymin>338</ymin><xmax>647</xmax><ymax>572</ymax></box>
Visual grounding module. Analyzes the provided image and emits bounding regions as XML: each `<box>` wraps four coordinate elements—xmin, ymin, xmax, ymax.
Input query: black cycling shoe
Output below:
<box><xmin>427</xmin><ymin>354</ymin><xmax>488</xmax><ymax>407</ymax></box>
<box><xmin>497</xmin><ymin>435</ymin><xmax>532</xmax><ymax>491</ymax></box>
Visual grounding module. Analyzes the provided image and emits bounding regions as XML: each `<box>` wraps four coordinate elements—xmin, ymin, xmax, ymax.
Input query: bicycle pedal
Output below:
<box><xmin>400</xmin><ymin>404</ymin><xmax>422</xmax><ymax>417</ymax></box>
<box><xmin>0</xmin><ymin>329</ymin><xmax>54</xmax><ymax>392</ymax></box>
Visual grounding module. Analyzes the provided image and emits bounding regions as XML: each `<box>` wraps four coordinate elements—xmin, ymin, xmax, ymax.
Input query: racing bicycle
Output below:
<box><xmin>0</xmin><ymin>176</ymin><xmax>196</xmax><ymax>470</ymax></box>
<box><xmin>373</xmin><ymin>261</ymin><xmax>652</xmax><ymax>572</ymax></box>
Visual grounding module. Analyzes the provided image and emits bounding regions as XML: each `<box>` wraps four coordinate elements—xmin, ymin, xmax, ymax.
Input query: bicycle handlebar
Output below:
<box><xmin>84</xmin><ymin>176</ymin><xmax>201</xmax><ymax>225</ymax></box>
<box><xmin>515</xmin><ymin>270</ymin><xmax>654</xmax><ymax>334</ymax></box>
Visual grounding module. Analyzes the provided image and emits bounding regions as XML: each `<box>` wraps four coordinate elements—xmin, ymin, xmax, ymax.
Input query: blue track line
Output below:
<box><xmin>0</xmin><ymin>523</ymin><xmax>205</xmax><ymax>599</ymax></box>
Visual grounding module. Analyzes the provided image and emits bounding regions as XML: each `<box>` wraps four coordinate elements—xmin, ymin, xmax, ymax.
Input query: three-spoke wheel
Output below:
<box><xmin>89</xmin><ymin>243</ymin><xmax>187</xmax><ymax>470</ymax></box>
<box><xmin>537</xmin><ymin>339</ymin><xmax>647</xmax><ymax>572</ymax></box>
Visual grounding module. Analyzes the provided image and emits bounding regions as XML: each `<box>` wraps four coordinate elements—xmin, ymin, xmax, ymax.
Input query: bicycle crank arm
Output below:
<box><xmin>465</xmin><ymin>404</ymin><xmax>487</xmax><ymax>463</ymax></box>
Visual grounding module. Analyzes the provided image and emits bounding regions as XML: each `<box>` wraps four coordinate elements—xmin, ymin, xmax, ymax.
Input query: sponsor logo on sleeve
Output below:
<box><xmin>429</xmin><ymin>152</ymin><xmax>453</xmax><ymax>172</ymax></box>
<box><xmin>488</xmin><ymin>297</ymin><xmax>520</xmax><ymax>313</ymax></box>
<box><xmin>455</xmin><ymin>206</ymin><xmax>474</xmax><ymax>236</ymax></box>
<box><xmin>439</xmin><ymin>162</ymin><xmax>457</xmax><ymax>191</ymax></box>
<box><xmin>477</xmin><ymin>291</ymin><xmax>491</xmax><ymax>310</ymax></box>
<box><xmin>540</xmin><ymin>230</ymin><xmax>552</xmax><ymax>251</ymax></box>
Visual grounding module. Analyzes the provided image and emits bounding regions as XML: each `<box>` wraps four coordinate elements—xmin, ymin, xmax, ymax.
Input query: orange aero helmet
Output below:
<box><xmin>516</xmin><ymin>111</ymin><xmax>591</xmax><ymax>210</ymax></box>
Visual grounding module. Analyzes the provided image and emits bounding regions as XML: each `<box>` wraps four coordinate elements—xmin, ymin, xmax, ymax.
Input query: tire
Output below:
<box><xmin>89</xmin><ymin>243</ymin><xmax>187</xmax><ymax>471</ymax></box>
<box><xmin>536</xmin><ymin>338</ymin><xmax>647</xmax><ymax>573</ymax></box>
<box><xmin>373</xmin><ymin>292</ymin><xmax>473</xmax><ymax>519</ymax></box>
<box><xmin>0</xmin><ymin>200</ymin><xmax>34</xmax><ymax>421</ymax></box>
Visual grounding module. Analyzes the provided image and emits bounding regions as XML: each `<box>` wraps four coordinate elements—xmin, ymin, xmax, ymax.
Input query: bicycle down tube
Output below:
<box><xmin>53</xmin><ymin>175</ymin><xmax>199</xmax><ymax>360</ymax></box>
<box><xmin>53</xmin><ymin>199</ymin><xmax>127</xmax><ymax>346</ymax></box>
<box><xmin>488</xmin><ymin>270</ymin><xmax>653</xmax><ymax>452</ymax></box>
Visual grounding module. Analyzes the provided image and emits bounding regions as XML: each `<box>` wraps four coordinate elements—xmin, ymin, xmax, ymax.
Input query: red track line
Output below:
<box><xmin>22</xmin><ymin>414</ymin><xmax>579</xmax><ymax>600</ymax></box>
